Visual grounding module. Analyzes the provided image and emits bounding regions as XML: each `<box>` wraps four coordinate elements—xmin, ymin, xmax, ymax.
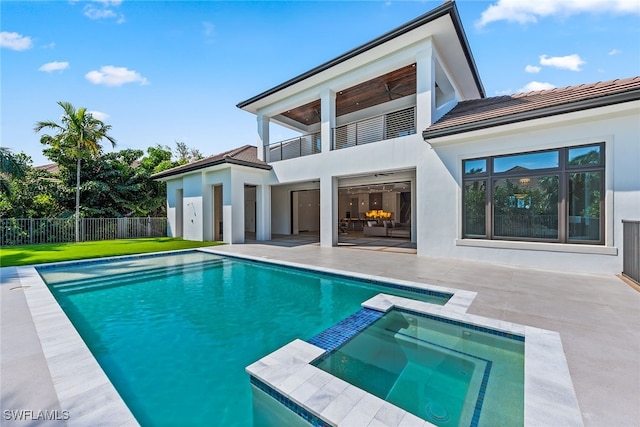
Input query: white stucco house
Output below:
<box><xmin>153</xmin><ymin>1</ymin><xmax>640</xmax><ymax>275</ymax></box>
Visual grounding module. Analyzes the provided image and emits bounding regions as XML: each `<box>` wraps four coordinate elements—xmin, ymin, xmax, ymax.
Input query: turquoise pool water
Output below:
<box><xmin>315</xmin><ymin>310</ymin><xmax>524</xmax><ymax>427</ymax></box>
<box><xmin>38</xmin><ymin>251</ymin><xmax>450</xmax><ymax>426</ymax></box>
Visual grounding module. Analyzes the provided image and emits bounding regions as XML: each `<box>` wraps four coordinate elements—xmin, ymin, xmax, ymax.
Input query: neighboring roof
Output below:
<box><xmin>151</xmin><ymin>145</ymin><xmax>271</xmax><ymax>180</ymax></box>
<box><xmin>237</xmin><ymin>1</ymin><xmax>484</xmax><ymax>109</ymax></box>
<box><xmin>34</xmin><ymin>159</ymin><xmax>140</xmax><ymax>174</ymax></box>
<box><xmin>34</xmin><ymin>163</ymin><xmax>59</xmax><ymax>174</ymax></box>
<box><xmin>423</xmin><ymin>76</ymin><xmax>640</xmax><ymax>140</ymax></box>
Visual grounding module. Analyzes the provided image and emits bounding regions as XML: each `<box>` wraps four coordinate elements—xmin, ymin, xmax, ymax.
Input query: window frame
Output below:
<box><xmin>462</xmin><ymin>143</ymin><xmax>604</xmax><ymax>245</ymax></box>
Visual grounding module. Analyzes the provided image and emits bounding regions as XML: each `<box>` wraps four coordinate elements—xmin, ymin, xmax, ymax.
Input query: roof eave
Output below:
<box><xmin>151</xmin><ymin>158</ymin><xmax>272</xmax><ymax>181</ymax></box>
<box><xmin>237</xmin><ymin>1</ymin><xmax>483</xmax><ymax>110</ymax></box>
<box><xmin>422</xmin><ymin>90</ymin><xmax>640</xmax><ymax>141</ymax></box>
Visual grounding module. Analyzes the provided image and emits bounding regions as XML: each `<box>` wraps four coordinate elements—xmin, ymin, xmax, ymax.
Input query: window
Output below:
<box><xmin>462</xmin><ymin>143</ymin><xmax>604</xmax><ymax>244</ymax></box>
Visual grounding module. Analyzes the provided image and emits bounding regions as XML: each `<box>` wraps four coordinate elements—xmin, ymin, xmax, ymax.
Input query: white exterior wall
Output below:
<box><xmin>162</xmin><ymin>165</ymin><xmax>272</xmax><ymax>244</ymax></box>
<box><xmin>422</xmin><ymin>101</ymin><xmax>640</xmax><ymax>274</ymax></box>
<box><xmin>182</xmin><ymin>174</ymin><xmax>204</xmax><ymax>241</ymax></box>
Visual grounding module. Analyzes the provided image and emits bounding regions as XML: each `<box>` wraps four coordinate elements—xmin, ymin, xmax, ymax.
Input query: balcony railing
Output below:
<box><xmin>332</xmin><ymin>106</ymin><xmax>416</xmax><ymax>150</ymax></box>
<box><xmin>266</xmin><ymin>132</ymin><xmax>321</xmax><ymax>162</ymax></box>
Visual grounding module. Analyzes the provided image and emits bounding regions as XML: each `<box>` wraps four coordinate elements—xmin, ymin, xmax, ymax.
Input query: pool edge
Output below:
<box><xmin>15</xmin><ymin>266</ymin><xmax>140</xmax><ymax>427</ymax></box>
<box><xmin>247</xmin><ymin>295</ymin><xmax>584</xmax><ymax>427</ymax></box>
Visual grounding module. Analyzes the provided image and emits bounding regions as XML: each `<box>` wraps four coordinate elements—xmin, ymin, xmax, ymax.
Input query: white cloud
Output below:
<box><xmin>42</xmin><ymin>42</ymin><xmax>56</xmax><ymax>49</ymax></box>
<box><xmin>83</xmin><ymin>1</ymin><xmax>125</xmax><ymax>24</ymax></box>
<box><xmin>88</xmin><ymin>110</ymin><xmax>110</xmax><ymax>121</ymax></box>
<box><xmin>609</xmin><ymin>48</ymin><xmax>622</xmax><ymax>55</ymax></box>
<box><xmin>38</xmin><ymin>61</ymin><xmax>70</xmax><ymax>72</ymax></box>
<box><xmin>539</xmin><ymin>54</ymin><xmax>585</xmax><ymax>71</ymax></box>
<box><xmin>85</xmin><ymin>65</ymin><xmax>149</xmax><ymax>87</ymax></box>
<box><xmin>477</xmin><ymin>0</ymin><xmax>640</xmax><ymax>27</ymax></box>
<box><xmin>525</xmin><ymin>65</ymin><xmax>541</xmax><ymax>73</ymax></box>
<box><xmin>92</xmin><ymin>0</ymin><xmax>123</xmax><ymax>5</ymax></box>
<box><xmin>519</xmin><ymin>81</ymin><xmax>556</xmax><ymax>93</ymax></box>
<box><xmin>0</xmin><ymin>31</ymin><xmax>33</xmax><ymax>51</ymax></box>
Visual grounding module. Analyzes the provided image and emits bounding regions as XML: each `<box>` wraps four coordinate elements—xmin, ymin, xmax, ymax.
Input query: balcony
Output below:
<box><xmin>265</xmin><ymin>132</ymin><xmax>321</xmax><ymax>162</ymax></box>
<box><xmin>333</xmin><ymin>106</ymin><xmax>416</xmax><ymax>150</ymax></box>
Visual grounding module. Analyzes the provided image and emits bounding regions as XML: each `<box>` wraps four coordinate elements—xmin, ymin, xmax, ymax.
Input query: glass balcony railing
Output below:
<box><xmin>332</xmin><ymin>106</ymin><xmax>416</xmax><ymax>150</ymax></box>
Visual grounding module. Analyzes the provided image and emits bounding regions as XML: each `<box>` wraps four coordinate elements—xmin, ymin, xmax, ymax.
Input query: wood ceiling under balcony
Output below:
<box><xmin>281</xmin><ymin>64</ymin><xmax>417</xmax><ymax>126</ymax></box>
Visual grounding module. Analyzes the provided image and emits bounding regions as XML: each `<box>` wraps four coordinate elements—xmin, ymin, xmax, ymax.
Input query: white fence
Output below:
<box><xmin>0</xmin><ymin>217</ymin><xmax>167</xmax><ymax>246</ymax></box>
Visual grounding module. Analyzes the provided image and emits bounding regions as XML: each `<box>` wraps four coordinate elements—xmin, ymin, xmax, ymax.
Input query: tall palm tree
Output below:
<box><xmin>34</xmin><ymin>101</ymin><xmax>116</xmax><ymax>241</ymax></box>
<box><xmin>0</xmin><ymin>147</ymin><xmax>25</xmax><ymax>196</ymax></box>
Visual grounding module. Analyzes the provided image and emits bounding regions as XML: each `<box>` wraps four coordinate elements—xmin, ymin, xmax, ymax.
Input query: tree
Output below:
<box><xmin>0</xmin><ymin>153</ymin><xmax>63</xmax><ymax>218</ymax></box>
<box><xmin>34</xmin><ymin>101</ymin><xmax>116</xmax><ymax>241</ymax></box>
<box><xmin>0</xmin><ymin>147</ymin><xmax>25</xmax><ymax>196</ymax></box>
<box><xmin>175</xmin><ymin>141</ymin><xmax>203</xmax><ymax>164</ymax></box>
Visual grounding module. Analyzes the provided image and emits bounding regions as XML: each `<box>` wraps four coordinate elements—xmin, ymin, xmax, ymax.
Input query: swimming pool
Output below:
<box><xmin>37</xmin><ymin>251</ymin><xmax>452</xmax><ymax>426</ymax></box>
<box><xmin>314</xmin><ymin>309</ymin><xmax>524</xmax><ymax>426</ymax></box>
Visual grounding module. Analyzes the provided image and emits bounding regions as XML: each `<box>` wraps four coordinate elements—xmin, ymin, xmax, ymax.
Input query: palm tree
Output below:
<box><xmin>0</xmin><ymin>147</ymin><xmax>25</xmax><ymax>196</ymax></box>
<box><xmin>34</xmin><ymin>101</ymin><xmax>116</xmax><ymax>241</ymax></box>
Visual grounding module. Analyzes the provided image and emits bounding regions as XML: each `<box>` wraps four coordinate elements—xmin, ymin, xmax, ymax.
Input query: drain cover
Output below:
<box><xmin>426</xmin><ymin>402</ymin><xmax>450</xmax><ymax>422</ymax></box>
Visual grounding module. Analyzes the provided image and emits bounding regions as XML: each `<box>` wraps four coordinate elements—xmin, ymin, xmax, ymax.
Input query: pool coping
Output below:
<box><xmin>8</xmin><ymin>248</ymin><xmax>475</xmax><ymax>427</ymax></box>
<box><xmin>14</xmin><ymin>266</ymin><xmax>139</xmax><ymax>427</ymax></box>
<box><xmin>246</xmin><ymin>293</ymin><xmax>584</xmax><ymax>427</ymax></box>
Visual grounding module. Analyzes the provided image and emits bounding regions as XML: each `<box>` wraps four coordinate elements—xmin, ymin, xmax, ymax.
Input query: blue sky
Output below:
<box><xmin>2</xmin><ymin>0</ymin><xmax>639</xmax><ymax>166</ymax></box>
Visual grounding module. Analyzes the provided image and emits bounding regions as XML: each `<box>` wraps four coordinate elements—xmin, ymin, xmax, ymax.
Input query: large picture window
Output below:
<box><xmin>462</xmin><ymin>143</ymin><xmax>604</xmax><ymax>244</ymax></box>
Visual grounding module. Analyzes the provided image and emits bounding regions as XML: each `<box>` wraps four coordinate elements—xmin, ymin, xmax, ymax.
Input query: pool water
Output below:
<box><xmin>38</xmin><ymin>251</ymin><xmax>449</xmax><ymax>426</ymax></box>
<box><xmin>314</xmin><ymin>310</ymin><xmax>524</xmax><ymax>427</ymax></box>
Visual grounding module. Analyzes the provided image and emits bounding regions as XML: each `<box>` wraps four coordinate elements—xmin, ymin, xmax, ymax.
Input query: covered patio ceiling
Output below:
<box><xmin>281</xmin><ymin>64</ymin><xmax>417</xmax><ymax>126</ymax></box>
<box><xmin>339</xmin><ymin>181</ymin><xmax>410</xmax><ymax>196</ymax></box>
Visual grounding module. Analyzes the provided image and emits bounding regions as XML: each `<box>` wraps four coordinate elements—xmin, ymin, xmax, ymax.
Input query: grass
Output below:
<box><xmin>0</xmin><ymin>238</ymin><xmax>221</xmax><ymax>267</ymax></box>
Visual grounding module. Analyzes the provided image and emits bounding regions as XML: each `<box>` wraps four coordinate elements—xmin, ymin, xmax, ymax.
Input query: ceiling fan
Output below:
<box><xmin>384</xmin><ymin>82</ymin><xmax>403</xmax><ymax>100</ymax></box>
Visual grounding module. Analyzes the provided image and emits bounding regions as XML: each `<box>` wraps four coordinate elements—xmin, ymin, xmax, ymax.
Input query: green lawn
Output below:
<box><xmin>0</xmin><ymin>238</ymin><xmax>221</xmax><ymax>267</ymax></box>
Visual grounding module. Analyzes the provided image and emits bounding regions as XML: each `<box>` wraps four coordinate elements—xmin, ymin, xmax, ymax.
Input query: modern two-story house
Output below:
<box><xmin>153</xmin><ymin>1</ymin><xmax>640</xmax><ymax>275</ymax></box>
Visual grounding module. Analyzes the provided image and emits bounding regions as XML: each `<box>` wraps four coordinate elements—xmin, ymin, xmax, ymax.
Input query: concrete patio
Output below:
<box><xmin>1</xmin><ymin>238</ymin><xmax>638</xmax><ymax>426</ymax></box>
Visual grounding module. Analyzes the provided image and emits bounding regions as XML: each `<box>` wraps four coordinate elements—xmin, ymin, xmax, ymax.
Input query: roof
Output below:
<box><xmin>237</xmin><ymin>1</ymin><xmax>484</xmax><ymax>109</ymax></box>
<box><xmin>151</xmin><ymin>145</ymin><xmax>271</xmax><ymax>180</ymax></box>
<box><xmin>34</xmin><ymin>163</ymin><xmax>60</xmax><ymax>174</ymax></box>
<box><xmin>423</xmin><ymin>76</ymin><xmax>640</xmax><ymax>140</ymax></box>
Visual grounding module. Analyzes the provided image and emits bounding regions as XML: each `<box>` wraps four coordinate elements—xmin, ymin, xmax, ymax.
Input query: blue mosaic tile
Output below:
<box><xmin>307</xmin><ymin>308</ymin><xmax>384</xmax><ymax>356</ymax></box>
<box><xmin>250</xmin><ymin>376</ymin><xmax>331</xmax><ymax>427</ymax></box>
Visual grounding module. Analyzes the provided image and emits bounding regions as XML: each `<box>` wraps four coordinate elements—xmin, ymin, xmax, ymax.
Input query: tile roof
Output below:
<box><xmin>151</xmin><ymin>145</ymin><xmax>271</xmax><ymax>180</ymax></box>
<box><xmin>423</xmin><ymin>76</ymin><xmax>640</xmax><ymax>139</ymax></box>
<box><xmin>34</xmin><ymin>163</ymin><xmax>60</xmax><ymax>174</ymax></box>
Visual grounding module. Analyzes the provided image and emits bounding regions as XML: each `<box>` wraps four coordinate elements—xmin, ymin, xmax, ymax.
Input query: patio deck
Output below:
<box><xmin>1</xmin><ymin>238</ymin><xmax>638</xmax><ymax>426</ymax></box>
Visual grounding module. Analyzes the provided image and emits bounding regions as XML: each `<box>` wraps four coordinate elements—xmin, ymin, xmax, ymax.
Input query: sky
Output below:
<box><xmin>2</xmin><ymin>0</ymin><xmax>639</xmax><ymax>166</ymax></box>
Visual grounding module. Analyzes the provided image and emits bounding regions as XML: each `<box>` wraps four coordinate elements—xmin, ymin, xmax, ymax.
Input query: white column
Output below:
<box><xmin>227</xmin><ymin>172</ymin><xmax>245</xmax><ymax>244</ymax></box>
<box><xmin>410</xmin><ymin>177</ymin><xmax>417</xmax><ymax>243</ymax></box>
<box><xmin>320</xmin><ymin>89</ymin><xmax>336</xmax><ymax>153</ymax></box>
<box><xmin>257</xmin><ymin>115</ymin><xmax>270</xmax><ymax>162</ymax></box>
<box><xmin>256</xmin><ymin>184</ymin><xmax>271</xmax><ymax>241</ymax></box>
<box><xmin>415</xmin><ymin>44</ymin><xmax>435</xmax><ymax>134</ymax></box>
<box><xmin>320</xmin><ymin>175</ymin><xmax>337</xmax><ymax>247</ymax></box>
<box><xmin>201</xmin><ymin>173</ymin><xmax>213</xmax><ymax>241</ymax></box>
